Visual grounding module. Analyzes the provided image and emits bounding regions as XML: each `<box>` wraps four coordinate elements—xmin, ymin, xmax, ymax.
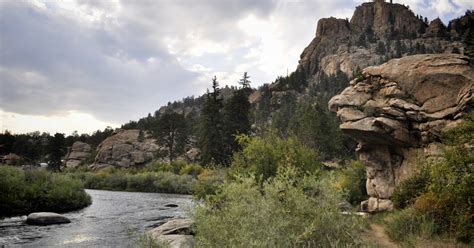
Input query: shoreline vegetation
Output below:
<box><xmin>0</xmin><ymin>166</ymin><xmax>91</xmax><ymax>217</ymax></box>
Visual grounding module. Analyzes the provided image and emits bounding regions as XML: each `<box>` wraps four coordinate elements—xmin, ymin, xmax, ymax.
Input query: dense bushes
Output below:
<box><xmin>230</xmin><ymin>134</ymin><xmax>322</xmax><ymax>183</ymax></box>
<box><xmin>72</xmin><ymin>170</ymin><xmax>196</xmax><ymax>194</ymax></box>
<box><xmin>387</xmin><ymin>113</ymin><xmax>474</xmax><ymax>244</ymax></box>
<box><xmin>195</xmin><ymin>169</ymin><xmax>366</xmax><ymax>247</ymax></box>
<box><xmin>391</xmin><ymin>165</ymin><xmax>430</xmax><ymax>209</ymax></box>
<box><xmin>194</xmin><ymin>136</ymin><xmax>367</xmax><ymax>247</ymax></box>
<box><xmin>0</xmin><ymin>166</ymin><xmax>91</xmax><ymax>217</ymax></box>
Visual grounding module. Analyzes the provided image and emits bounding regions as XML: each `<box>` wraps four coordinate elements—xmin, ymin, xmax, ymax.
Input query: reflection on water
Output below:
<box><xmin>0</xmin><ymin>189</ymin><xmax>193</xmax><ymax>247</ymax></box>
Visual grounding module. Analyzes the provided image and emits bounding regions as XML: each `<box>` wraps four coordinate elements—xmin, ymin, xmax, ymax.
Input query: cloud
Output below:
<box><xmin>0</xmin><ymin>0</ymin><xmax>471</xmax><ymax>134</ymax></box>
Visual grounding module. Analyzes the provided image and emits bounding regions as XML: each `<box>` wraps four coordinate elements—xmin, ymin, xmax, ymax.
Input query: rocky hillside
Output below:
<box><xmin>298</xmin><ymin>0</ymin><xmax>470</xmax><ymax>78</ymax></box>
<box><xmin>329</xmin><ymin>54</ymin><xmax>473</xmax><ymax>212</ymax></box>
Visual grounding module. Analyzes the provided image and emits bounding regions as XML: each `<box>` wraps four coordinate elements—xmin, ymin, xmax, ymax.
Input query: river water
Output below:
<box><xmin>0</xmin><ymin>189</ymin><xmax>194</xmax><ymax>247</ymax></box>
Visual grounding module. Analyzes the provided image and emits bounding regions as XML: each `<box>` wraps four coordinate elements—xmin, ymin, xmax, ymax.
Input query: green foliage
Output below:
<box><xmin>0</xmin><ymin>166</ymin><xmax>91</xmax><ymax>217</ymax></box>
<box><xmin>388</xmin><ymin>112</ymin><xmax>474</xmax><ymax>244</ymax></box>
<box><xmin>335</xmin><ymin>161</ymin><xmax>368</xmax><ymax>205</ymax></box>
<box><xmin>222</xmin><ymin>82</ymin><xmax>252</xmax><ymax>163</ymax></box>
<box><xmin>288</xmin><ymin>101</ymin><xmax>354</xmax><ymax>160</ymax></box>
<box><xmin>230</xmin><ymin>134</ymin><xmax>322</xmax><ymax>183</ymax></box>
<box><xmin>194</xmin><ymin>168</ymin><xmax>367</xmax><ymax>247</ymax></box>
<box><xmin>47</xmin><ymin>133</ymin><xmax>66</xmax><ymax>171</ymax></box>
<box><xmin>179</xmin><ymin>163</ymin><xmax>204</xmax><ymax>177</ymax></box>
<box><xmin>199</xmin><ymin>76</ymin><xmax>225</xmax><ymax>165</ymax></box>
<box><xmin>154</xmin><ymin>112</ymin><xmax>189</xmax><ymax>162</ymax></box>
<box><xmin>391</xmin><ymin>165</ymin><xmax>430</xmax><ymax>209</ymax></box>
<box><xmin>193</xmin><ymin>168</ymin><xmax>227</xmax><ymax>200</ymax></box>
<box><xmin>384</xmin><ymin>207</ymin><xmax>436</xmax><ymax>243</ymax></box>
<box><xmin>376</xmin><ymin>41</ymin><xmax>386</xmax><ymax>54</ymax></box>
<box><xmin>465</xmin><ymin>24</ymin><xmax>474</xmax><ymax>62</ymax></box>
<box><xmin>138</xmin><ymin>130</ymin><xmax>145</xmax><ymax>142</ymax></box>
<box><xmin>74</xmin><ymin>169</ymin><xmax>196</xmax><ymax>194</ymax></box>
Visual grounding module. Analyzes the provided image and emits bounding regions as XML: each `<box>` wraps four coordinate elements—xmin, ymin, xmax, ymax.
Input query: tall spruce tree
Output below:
<box><xmin>222</xmin><ymin>73</ymin><xmax>252</xmax><ymax>163</ymax></box>
<box><xmin>199</xmin><ymin>76</ymin><xmax>225</xmax><ymax>165</ymax></box>
<box><xmin>155</xmin><ymin>111</ymin><xmax>188</xmax><ymax>162</ymax></box>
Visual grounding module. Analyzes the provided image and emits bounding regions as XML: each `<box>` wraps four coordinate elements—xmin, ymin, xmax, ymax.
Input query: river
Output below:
<box><xmin>0</xmin><ymin>189</ymin><xmax>194</xmax><ymax>247</ymax></box>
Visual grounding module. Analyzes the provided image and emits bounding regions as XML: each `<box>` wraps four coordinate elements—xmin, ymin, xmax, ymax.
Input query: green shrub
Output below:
<box><xmin>71</xmin><ymin>169</ymin><xmax>196</xmax><ymax>194</ymax></box>
<box><xmin>193</xmin><ymin>168</ymin><xmax>226</xmax><ymax>199</ymax></box>
<box><xmin>179</xmin><ymin>164</ymin><xmax>203</xmax><ymax>177</ymax></box>
<box><xmin>0</xmin><ymin>166</ymin><xmax>91</xmax><ymax>217</ymax></box>
<box><xmin>231</xmin><ymin>134</ymin><xmax>322</xmax><ymax>183</ymax></box>
<box><xmin>391</xmin><ymin>165</ymin><xmax>430</xmax><ymax>209</ymax></box>
<box><xmin>335</xmin><ymin>160</ymin><xmax>367</xmax><ymax>205</ymax></box>
<box><xmin>384</xmin><ymin>207</ymin><xmax>436</xmax><ymax>243</ymax></box>
<box><xmin>194</xmin><ymin>168</ymin><xmax>366</xmax><ymax>247</ymax></box>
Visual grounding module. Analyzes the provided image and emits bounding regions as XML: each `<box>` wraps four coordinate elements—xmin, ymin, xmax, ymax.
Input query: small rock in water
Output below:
<box><xmin>26</xmin><ymin>212</ymin><xmax>71</xmax><ymax>225</ymax></box>
<box><xmin>164</xmin><ymin>203</ymin><xmax>179</xmax><ymax>208</ymax></box>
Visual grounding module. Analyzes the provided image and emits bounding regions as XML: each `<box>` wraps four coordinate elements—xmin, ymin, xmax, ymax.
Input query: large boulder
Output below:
<box><xmin>90</xmin><ymin>129</ymin><xmax>159</xmax><ymax>170</ymax></box>
<box><xmin>2</xmin><ymin>153</ymin><xmax>22</xmax><ymax>165</ymax></box>
<box><xmin>329</xmin><ymin>54</ymin><xmax>473</xmax><ymax>212</ymax></box>
<box><xmin>26</xmin><ymin>212</ymin><xmax>71</xmax><ymax>225</ymax></box>
<box><xmin>65</xmin><ymin>141</ymin><xmax>91</xmax><ymax>168</ymax></box>
<box><xmin>148</xmin><ymin>219</ymin><xmax>195</xmax><ymax>248</ymax></box>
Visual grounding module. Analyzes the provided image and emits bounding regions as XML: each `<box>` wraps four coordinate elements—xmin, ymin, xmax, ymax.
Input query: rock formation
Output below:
<box><xmin>329</xmin><ymin>54</ymin><xmax>473</xmax><ymax>212</ymax></box>
<box><xmin>26</xmin><ymin>212</ymin><xmax>71</xmax><ymax>225</ymax></box>
<box><xmin>65</xmin><ymin>141</ymin><xmax>91</xmax><ymax>168</ymax></box>
<box><xmin>148</xmin><ymin>218</ymin><xmax>195</xmax><ymax>248</ymax></box>
<box><xmin>298</xmin><ymin>1</ymin><xmax>469</xmax><ymax>78</ymax></box>
<box><xmin>90</xmin><ymin>129</ymin><xmax>159</xmax><ymax>170</ymax></box>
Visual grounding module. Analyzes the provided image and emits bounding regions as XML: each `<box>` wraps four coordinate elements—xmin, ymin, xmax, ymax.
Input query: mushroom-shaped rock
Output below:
<box><xmin>329</xmin><ymin>54</ymin><xmax>473</xmax><ymax>212</ymax></box>
<box><xmin>26</xmin><ymin>212</ymin><xmax>71</xmax><ymax>225</ymax></box>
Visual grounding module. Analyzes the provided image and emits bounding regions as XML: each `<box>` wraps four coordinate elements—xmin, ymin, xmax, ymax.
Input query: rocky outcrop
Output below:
<box><xmin>2</xmin><ymin>153</ymin><xmax>22</xmax><ymax>165</ymax></box>
<box><xmin>298</xmin><ymin>0</ymin><xmax>466</xmax><ymax>78</ymax></box>
<box><xmin>65</xmin><ymin>141</ymin><xmax>91</xmax><ymax>168</ymax></box>
<box><xmin>90</xmin><ymin>129</ymin><xmax>159</xmax><ymax>170</ymax></box>
<box><xmin>26</xmin><ymin>212</ymin><xmax>71</xmax><ymax>225</ymax></box>
<box><xmin>148</xmin><ymin>219</ymin><xmax>195</xmax><ymax>248</ymax></box>
<box><xmin>423</xmin><ymin>18</ymin><xmax>448</xmax><ymax>38</ymax></box>
<box><xmin>329</xmin><ymin>54</ymin><xmax>473</xmax><ymax>212</ymax></box>
<box><xmin>350</xmin><ymin>0</ymin><xmax>425</xmax><ymax>39</ymax></box>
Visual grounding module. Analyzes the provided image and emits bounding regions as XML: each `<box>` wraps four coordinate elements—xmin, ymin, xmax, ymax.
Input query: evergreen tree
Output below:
<box><xmin>47</xmin><ymin>133</ymin><xmax>66</xmax><ymax>171</ymax></box>
<box><xmin>199</xmin><ymin>76</ymin><xmax>225</xmax><ymax>165</ymax></box>
<box><xmin>222</xmin><ymin>73</ymin><xmax>252</xmax><ymax>163</ymax></box>
<box><xmin>239</xmin><ymin>72</ymin><xmax>251</xmax><ymax>88</ymax></box>
<box><xmin>464</xmin><ymin>25</ymin><xmax>474</xmax><ymax>62</ymax></box>
<box><xmin>155</xmin><ymin>112</ymin><xmax>188</xmax><ymax>162</ymax></box>
<box><xmin>376</xmin><ymin>41</ymin><xmax>386</xmax><ymax>54</ymax></box>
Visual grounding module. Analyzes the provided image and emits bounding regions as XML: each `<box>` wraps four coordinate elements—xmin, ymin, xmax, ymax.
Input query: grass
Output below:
<box><xmin>0</xmin><ymin>165</ymin><xmax>91</xmax><ymax>217</ymax></box>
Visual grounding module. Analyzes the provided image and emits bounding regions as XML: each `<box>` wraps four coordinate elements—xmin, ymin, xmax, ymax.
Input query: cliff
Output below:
<box><xmin>298</xmin><ymin>1</ymin><xmax>470</xmax><ymax>78</ymax></box>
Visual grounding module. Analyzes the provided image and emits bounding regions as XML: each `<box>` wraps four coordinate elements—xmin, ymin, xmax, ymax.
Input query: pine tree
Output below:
<box><xmin>155</xmin><ymin>112</ymin><xmax>188</xmax><ymax>162</ymax></box>
<box><xmin>239</xmin><ymin>72</ymin><xmax>251</xmax><ymax>88</ymax></box>
<box><xmin>199</xmin><ymin>76</ymin><xmax>225</xmax><ymax>165</ymax></box>
<box><xmin>222</xmin><ymin>73</ymin><xmax>252</xmax><ymax>163</ymax></box>
<box><xmin>47</xmin><ymin>133</ymin><xmax>66</xmax><ymax>171</ymax></box>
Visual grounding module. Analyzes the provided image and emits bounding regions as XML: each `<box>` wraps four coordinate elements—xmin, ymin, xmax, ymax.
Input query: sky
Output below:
<box><xmin>1</xmin><ymin>0</ymin><xmax>472</xmax><ymax>135</ymax></box>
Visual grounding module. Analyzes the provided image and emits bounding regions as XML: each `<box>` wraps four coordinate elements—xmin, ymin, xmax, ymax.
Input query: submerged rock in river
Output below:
<box><xmin>26</xmin><ymin>212</ymin><xmax>71</xmax><ymax>225</ymax></box>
